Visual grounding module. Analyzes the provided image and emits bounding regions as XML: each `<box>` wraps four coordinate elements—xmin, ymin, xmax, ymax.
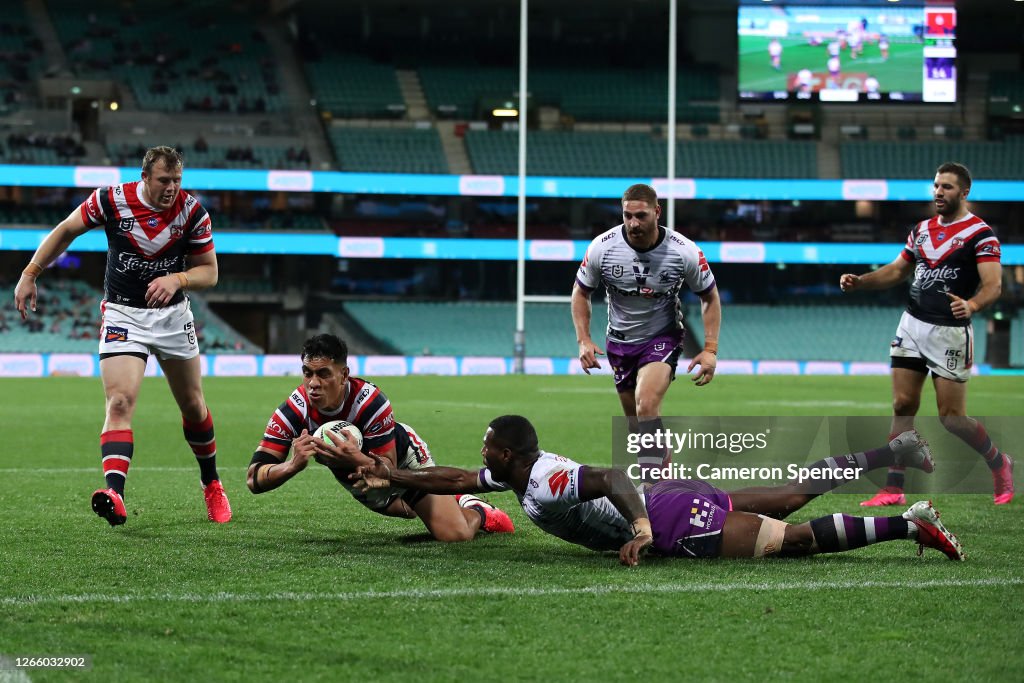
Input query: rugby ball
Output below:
<box><xmin>313</xmin><ymin>420</ymin><xmax>363</xmax><ymax>450</ymax></box>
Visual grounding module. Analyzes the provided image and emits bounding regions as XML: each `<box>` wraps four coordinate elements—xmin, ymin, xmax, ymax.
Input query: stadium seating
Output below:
<box><xmin>466</xmin><ymin>131</ymin><xmax>816</xmax><ymax>178</ymax></box>
<box><xmin>342</xmin><ymin>301</ymin><xmax>991</xmax><ymax>363</ymax></box>
<box><xmin>0</xmin><ymin>280</ymin><xmax>260</xmax><ymax>354</ymax></box>
<box><xmin>49</xmin><ymin>0</ymin><xmax>285</xmax><ymax>114</ymax></box>
<box><xmin>329</xmin><ymin>127</ymin><xmax>449</xmax><ymax>174</ymax></box>
<box><xmin>305</xmin><ymin>54</ymin><xmax>405</xmax><ymax>119</ymax></box>
<box><xmin>688</xmin><ymin>304</ymin><xmax>988</xmax><ymax>363</ymax></box>
<box><xmin>343</xmin><ymin>301</ymin><xmax>599</xmax><ymax>357</ymax></box>
<box><xmin>0</xmin><ymin>4</ymin><xmax>45</xmax><ymax>115</ymax></box>
<box><xmin>418</xmin><ymin>64</ymin><xmax>718</xmax><ymax>123</ymax></box>
<box><xmin>988</xmin><ymin>71</ymin><xmax>1024</xmax><ymax>120</ymax></box>
<box><xmin>841</xmin><ymin>140</ymin><xmax>1024</xmax><ymax>180</ymax></box>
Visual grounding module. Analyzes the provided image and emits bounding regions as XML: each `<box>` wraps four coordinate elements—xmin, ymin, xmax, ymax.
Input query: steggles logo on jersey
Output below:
<box><xmin>914</xmin><ymin>263</ymin><xmax>960</xmax><ymax>290</ymax></box>
<box><xmin>114</xmin><ymin>253</ymin><xmax>180</xmax><ymax>276</ymax></box>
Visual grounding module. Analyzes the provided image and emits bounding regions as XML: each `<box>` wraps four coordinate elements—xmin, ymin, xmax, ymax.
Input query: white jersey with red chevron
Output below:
<box><xmin>576</xmin><ymin>226</ymin><xmax>715</xmax><ymax>345</ymax></box>
<box><xmin>80</xmin><ymin>181</ymin><xmax>213</xmax><ymax>308</ymax></box>
<box><xmin>478</xmin><ymin>451</ymin><xmax>636</xmax><ymax>552</ymax></box>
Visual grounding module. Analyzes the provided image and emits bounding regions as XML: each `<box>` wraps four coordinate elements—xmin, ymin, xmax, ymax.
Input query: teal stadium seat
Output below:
<box><xmin>306</xmin><ymin>54</ymin><xmax>405</xmax><ymax>118</ymax></box>
<box><xmin>50</xmin><ymin>0</ymin><xmax>285</xmax><ymax>114</ymax></box>
<box><xmin>841</xmin><ymin>140</ymin><xmax>1024</xmax><ymax>180</ymax></box>
<box><xmin>329</xmin><ymin>128</ymin><xmax>448</xmax><ymax>174</ymax></box>
<box><xmin>344</xmin><ymin>302</ymin><xmax>604</xmax><ymax>358</ymax></box>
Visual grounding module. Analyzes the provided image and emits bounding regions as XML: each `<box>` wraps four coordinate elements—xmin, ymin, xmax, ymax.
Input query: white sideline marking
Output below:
<box><xmin>3</xmin><ymin>577</ymin><xmax>1019</xmax><ymax>608</ymax></box>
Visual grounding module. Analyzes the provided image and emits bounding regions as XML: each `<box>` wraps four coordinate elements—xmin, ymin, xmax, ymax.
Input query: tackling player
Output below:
<box><xmin>246</xmin><ymin>334</ymin><xmax>514</xmax><ymax>541</ymax></box>
<box><xmin>14</xmin><ymin>146</ymin><xmax>232</xmax><ymax>526</ymax></box>
<box><xmin>840</xmin><ymin>162</ymin><xmax>1013</xmax><ymax>506</ymax></box>
<box><xmin>571</xmin><ymin>184</ymin><xmax>721</xmax><ymax>476</ymax></box>
<box><xmin>351</xmin><ymin>415</ymin><xmax>963</xmax><ymax>564</ymax></box>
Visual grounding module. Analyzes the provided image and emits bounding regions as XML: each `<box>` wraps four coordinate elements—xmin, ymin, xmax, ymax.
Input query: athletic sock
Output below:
<box><xmin>184</xmin><ymin>409</ymin><xmax>219</xmax><ymax>486</ymax></box>
<box><xmin>794</xmin><ymin>446</ymin><xmax>896</xmax><ymax>494</ymax></box>
<box><xmin>636</xmin><ymin>418</ymin><xmax>667</xmax><ymax>479</ymax></box>
<box><xmin>809</xmin><ymin>513</ymin><xmax>913</xmax><ymax>553</ymax></box>
<box><xmin>101</xmin><ymin>429</ymin><xmax>133</xmax><ymax>497</ymax></box>
<box><xmin>457</xmin><ymin>494</ymin><xmax>490</xmax><ymax>527</ymax></box>
<box><xmin>960</xmin><ymin>421</ymin><xmax>1004</xmax><ymax>471</ymax></box>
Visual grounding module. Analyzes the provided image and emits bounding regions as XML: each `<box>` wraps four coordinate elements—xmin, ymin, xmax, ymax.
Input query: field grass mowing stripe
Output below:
<box><xmin>4</xmin><ymin>577</ymin><xmax>1019</xmax><ymax>607</ymax></box>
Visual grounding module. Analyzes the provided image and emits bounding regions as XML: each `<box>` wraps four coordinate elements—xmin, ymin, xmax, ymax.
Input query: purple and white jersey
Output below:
<box><xmin>576</xmin><ymin>226</ymin><xmax>715</xmax><ymax>345</ymax></box>
<box><xmin>478</xmin><ymin>451</ymin><xmax>638</xmax><ymax>552</ymax></box>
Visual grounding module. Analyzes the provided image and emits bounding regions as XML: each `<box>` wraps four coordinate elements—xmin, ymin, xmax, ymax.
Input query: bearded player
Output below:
<box><xmin>840</xmin><ymin>162</ymin><xmax>1013</xmax><ymax>506</ymax></box>
<box><xmin>572</xmin><ymin>183</ymin><xmax>721</xmax><ymax>477</ymax></box>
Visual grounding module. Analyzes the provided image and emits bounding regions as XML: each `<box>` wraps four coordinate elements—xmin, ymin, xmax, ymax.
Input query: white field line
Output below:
<box><xmin>3</xmin><ymin>577</ymin><xmax>1020</xmax><ymax>608</ymax></box>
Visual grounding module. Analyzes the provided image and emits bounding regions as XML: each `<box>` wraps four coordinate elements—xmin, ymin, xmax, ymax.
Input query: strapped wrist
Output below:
<box><xmin>630</xmin><ymin>518</ymin><xmax>653</xmax><ymax>538</ymax></box>
<box><xmin>22</xmin><ymin>261</ymin><xmax>43</xmax><ymax>278</ymax></box>
<box><xmin>703</xmin><ymin>339</ymin><xmax>718</xmax><ymax>355</ymax></box>
<box><xmin>176</xmin><ymin>272</ymin><xmax>189</xmax><ymax>290</ymax></box>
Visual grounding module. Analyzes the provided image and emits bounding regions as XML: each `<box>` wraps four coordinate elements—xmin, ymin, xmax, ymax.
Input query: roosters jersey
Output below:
<box><xmin>900</xmin><ymin>213</ymin><xmax>1001</xmax><ymax>327</ymax></box>
<box><xmin>576</xmin><ymin>226</ymin><xmax>715</xmax><ymax>344</ymax></box>
<box><xmin>478</xmin><ymin>451</ymin><xmax>637</xmax><ymax>552</ymax></box>
<box><xmin>259</xmin><ymin>376</ymin><xmax>405</xmax><ymax>461</ymax></box>
<box><xmin>80</xmin><ymin>181</ymin><xmax>213</xmax><ymax>308</ymax></box>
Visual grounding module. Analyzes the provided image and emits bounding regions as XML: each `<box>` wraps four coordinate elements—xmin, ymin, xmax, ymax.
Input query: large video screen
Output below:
<box><xmin>737</xmin><ymin>3</ymin><xmax>957</xmax><ymax>103</ymax></box>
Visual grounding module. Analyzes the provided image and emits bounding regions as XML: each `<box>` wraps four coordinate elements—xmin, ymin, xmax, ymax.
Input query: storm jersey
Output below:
<box><xmin>576</xmin><ymin>226</ymin><xmax>715</xmax><ymax>345</ymax></box>
<box><xmin>900</xmin><ymin>212</ymin><xmax>1001</xmax><ymax>327</ymax></box>
<box><xmin>478</xmin><ymin>451</ymin><xmax>637</xmax><ymax>552</ymax></box>
<box><xmin>80</xmin><ymin>181</ymin><xmax>213</xmax><ymax>308</ymax></box>
<box><xmin>259</xmin><ymin>376</ymin><xmax>406</xmax><ymax>460</ymax></box>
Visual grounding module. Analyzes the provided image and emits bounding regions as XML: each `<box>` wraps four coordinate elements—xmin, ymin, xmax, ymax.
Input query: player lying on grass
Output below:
<box><xmin>246</xmin><ymin>334</ymin><xmax>513</xmax><ymax>541</ymax></box>
<box><xmin>347</xmin><ymin>415</ymin><xmax>964</xmax><ymax>565</ymax></box>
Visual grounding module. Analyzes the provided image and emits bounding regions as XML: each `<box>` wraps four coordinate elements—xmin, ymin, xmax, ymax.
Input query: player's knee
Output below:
<box><xmin>634</xmin><ymin>395</ymin><xmax>661</xmax><ymax>418</ymax></box>
<box><xmin>179</xmin><ymin>398</ymin><xmax>207</xmax><ymax>423</ymax></box>
<box><xmin>105</xmin><ymin>392</ymin><xmax>135</xmax><ymax>420</ymax></box>
<box><xmin>892</xmin><ymin>394</ymin><xmax>919</xmax><ymax>415</ymax></box>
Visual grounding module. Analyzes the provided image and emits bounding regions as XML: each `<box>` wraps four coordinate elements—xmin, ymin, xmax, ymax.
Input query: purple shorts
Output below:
<box><xmin>605</xmin><ymin>331</ymin><xmax>685</xmax><ymax>393</ymax></box>
<box><xmin>646</xmin><ymin>479</ymin><xmax>733</xmax><ymax>559</ymax></box>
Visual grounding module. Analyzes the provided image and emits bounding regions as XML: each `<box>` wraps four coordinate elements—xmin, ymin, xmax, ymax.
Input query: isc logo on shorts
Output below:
<box><xmin>105</xmin><ymin>326</ymin><xmax>129</xmax><ymax>342</ymax></box>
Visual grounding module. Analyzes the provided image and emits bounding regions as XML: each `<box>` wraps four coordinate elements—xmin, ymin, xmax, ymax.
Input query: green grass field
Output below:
<box><xmin>739</xmin><ymin>36</ymin><xmax>922</xmax><ymax>93</ymax></box>
<box><xmin>3</xmin><ymin>375</ymin><xmax>1023</xmax><ymax>682</ymax></box>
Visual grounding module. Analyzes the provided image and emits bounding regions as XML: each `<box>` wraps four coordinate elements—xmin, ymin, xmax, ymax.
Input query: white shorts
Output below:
<box><xmin>348</xmin><ymin>423</ymin><xmax>436</xmax><ymax>511</ymax></box>
<box><xmin>890</xmin><ymin>311</ymin><xmax>973</xmax><ymax>382</ymax></box>
<box><xmin>99</xmin><ymin>299</ymin><xmax>199</xmax><ymax>361</ymax></box>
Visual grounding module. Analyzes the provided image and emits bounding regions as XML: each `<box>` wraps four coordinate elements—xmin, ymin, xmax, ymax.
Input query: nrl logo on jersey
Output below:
<box><xmin>118</xmin><ymin>218</ymin><xmax>136</xmax><ymax>231</ymax></box>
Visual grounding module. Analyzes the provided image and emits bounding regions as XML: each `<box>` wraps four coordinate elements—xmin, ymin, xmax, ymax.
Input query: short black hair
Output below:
<box><xmin>301</xmin><ymin>334</ymin><xmax>348</xmax><ymax>365</ymax></box>
<box><xmin>488</xmin><ymin>415</ymin><xmax>540</xmax><ymax>456</ymax></box>
<box><xmin>936</xmin><ymin>162</ymin><xmax>972</xmax><ymax>191</ymax></box>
